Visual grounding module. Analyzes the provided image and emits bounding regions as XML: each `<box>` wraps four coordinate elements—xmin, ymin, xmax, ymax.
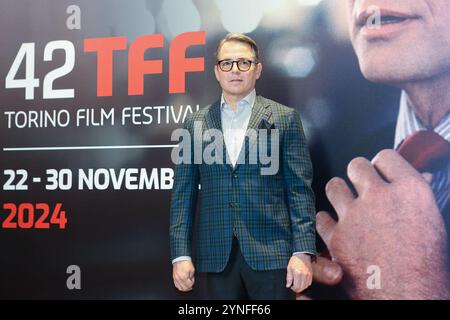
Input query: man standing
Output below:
<box><xmin>170</xmin><ymin>33</ymin><xmax>316</xmax><ymax>299</ymax></box>
<box><xmin>309</xmin><ymin>0</ymin><xmax>450</xmax><ymax>299</ymax></box>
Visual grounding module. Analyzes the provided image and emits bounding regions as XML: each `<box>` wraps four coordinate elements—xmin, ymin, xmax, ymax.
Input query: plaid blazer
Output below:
<box><xmin>170</xmin><ymin>95</ymin><xmax>316</xmax><ymax>272</ymax></box>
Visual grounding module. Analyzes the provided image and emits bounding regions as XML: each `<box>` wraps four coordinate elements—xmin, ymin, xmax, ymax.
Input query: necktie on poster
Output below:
<box><xmin>397</xmin><ymin>130</ymin><xmax>450</xmax><ymax>173</ymax></box>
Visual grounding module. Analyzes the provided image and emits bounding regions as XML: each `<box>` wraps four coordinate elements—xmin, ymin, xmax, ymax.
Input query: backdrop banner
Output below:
<box><xmin>1</xmin><ymin>0</ymin><xmax>448</xmax><ymax>300</ymax></box>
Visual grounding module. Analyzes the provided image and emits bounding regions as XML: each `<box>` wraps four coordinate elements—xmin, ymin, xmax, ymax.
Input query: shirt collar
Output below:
<box><xmin>394</xmin><ymin>91</ymin><xmax>450</xmax><ymax>149</ymax></box>
<box><xmin>220</xmin><ymin>89</ymin><xmax>256</xmax><ymax>111</ymax></box>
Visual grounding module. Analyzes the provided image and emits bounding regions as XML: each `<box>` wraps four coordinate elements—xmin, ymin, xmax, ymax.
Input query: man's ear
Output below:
<box><xmin>256</xmin><ymin>62</ymin><xmax>263</xmax><ymax>80</ymax></box>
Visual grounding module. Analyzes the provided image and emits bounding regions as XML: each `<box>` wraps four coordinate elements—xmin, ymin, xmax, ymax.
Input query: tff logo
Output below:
<box><xmin>4</xmin><ymin>31</ymin><xmax>206</xmax><ymax>100</ymax></box>
<box><xmin>84</xmin><ymin>31</ymin><xmax>205</xmax><ymax>96</ymax></box>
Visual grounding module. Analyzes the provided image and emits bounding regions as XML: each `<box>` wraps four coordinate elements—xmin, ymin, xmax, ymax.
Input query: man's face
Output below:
<box><xmin>214</xmin><ymin>41</ymin><xmax>262</xmax><ymax>100</ymax></box>
<box><xmin>346</xmin><ymin>0</ymin><xmax>450</xmax><ymax>84</ymax></box>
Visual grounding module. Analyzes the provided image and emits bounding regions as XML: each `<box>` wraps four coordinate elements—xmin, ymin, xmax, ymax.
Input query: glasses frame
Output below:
<box><xmin>216</xmin><ymin>59</ymin><xmax>259</xmax><ymax>72</ymax></box>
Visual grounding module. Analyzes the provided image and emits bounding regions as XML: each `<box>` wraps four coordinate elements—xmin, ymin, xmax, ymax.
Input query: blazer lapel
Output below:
<box><xmin>247</xmin><ymin>96</ymin><xmax>274</xmax><ymax>131</ymax></box>
<box><xmin>204</xmin><ymin>100</ymin><xmax>234</xmax><ymax>169</ymax></box>
<box><xmin>205</xmin><ymin>99</ymin><xmax>222</xmax><ymax>132</ymax></box>
<box><xmin>233</xmin><ymin>96</ymin><xmax>274</xmax><ymax>172</ymax></box>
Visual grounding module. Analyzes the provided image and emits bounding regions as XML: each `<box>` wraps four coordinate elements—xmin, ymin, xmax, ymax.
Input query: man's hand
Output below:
<box><xmin>316</xmin><ymin>149</ymin><xmax>449</xmax><ymax>299</ymax></box>
<box><xmin>173</xmin><ymin>260</ymin><xmax>195</xmax><ymax>292</ymax></box>
<box><xmin>297</xmin><ymin>171</ymin><xmax>435</xmax><ymax>300</ymax></box>
<box><xmin>286</xmin><ymin>253</ymin><xmax>313</xmax><ymax>293</ymax></box>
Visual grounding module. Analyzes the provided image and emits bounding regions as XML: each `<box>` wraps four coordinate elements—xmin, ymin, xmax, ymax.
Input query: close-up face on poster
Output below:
<box><xmin>1</xmin><ymin>0</ymin><xmax>449</xmax><ymax>302</ymax></box>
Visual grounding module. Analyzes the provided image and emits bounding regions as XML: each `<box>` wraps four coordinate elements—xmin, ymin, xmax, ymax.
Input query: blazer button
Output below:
<box><xmin>229</xmin><ymin>202</ymin><xmax>237</xmax><ymax>208</ymax></box>
<box><xmin>233</xmin><ymin>174</ymin><xmax>238</xmax><ymax>179</ymax></box>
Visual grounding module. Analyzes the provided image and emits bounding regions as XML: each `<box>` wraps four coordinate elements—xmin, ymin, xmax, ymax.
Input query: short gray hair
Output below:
<box><xmin>215</xmin><ymin>32</ymin><xmax>260</xmax><ymax>62</ymax></box>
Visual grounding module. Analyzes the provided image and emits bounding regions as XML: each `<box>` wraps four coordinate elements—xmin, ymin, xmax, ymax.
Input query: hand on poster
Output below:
<box><xmin>299</xmin><ymin>150</ymin><xmax>450</xmax><ymax>299</ymax></box>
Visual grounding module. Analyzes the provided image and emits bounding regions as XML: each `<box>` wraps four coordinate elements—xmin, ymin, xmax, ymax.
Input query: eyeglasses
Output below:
<box><xmin>217</xmin><ymin>59</ymin><xmax>259</xmax><ymax>72</ymax></box>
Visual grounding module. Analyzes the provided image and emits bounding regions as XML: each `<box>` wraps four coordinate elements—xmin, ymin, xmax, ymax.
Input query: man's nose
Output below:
<box><xmin>231</xmin><ymin>62</ymin><xmax>241</xmax><ymax>73</ymax></box>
